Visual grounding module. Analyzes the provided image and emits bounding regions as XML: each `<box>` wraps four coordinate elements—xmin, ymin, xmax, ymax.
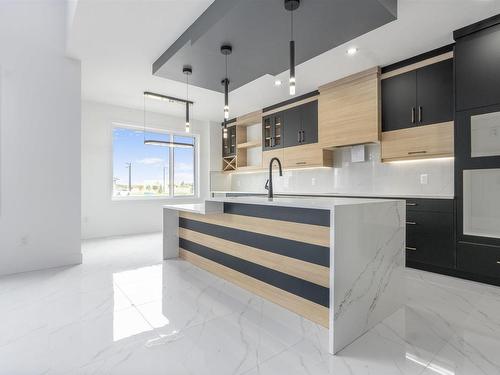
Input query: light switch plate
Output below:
<box><xmin>420</xmin><ymin>174</ymin><xmax>428</xmax><ymax>185</ymax></box>
<box><xmin>351</xmin><ymin>145</ymin><xmax>366</xmax><ymax>163</ymax></box>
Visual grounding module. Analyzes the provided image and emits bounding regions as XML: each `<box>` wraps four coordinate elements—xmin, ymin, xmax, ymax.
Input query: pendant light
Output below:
<box><xmin>143</xmin><ymin>91</ymin><xmax>194</xmax><ymax>148</ymax></box>
<box><xmin>220</xmin><ymin>44</ymin><xmax>232</xmax><ymax>120</ymax></box>
<box><xmin>183</xmin><ymin>66</ymin><xmax>192</xmax><ymax>133</ymax></box>
<box><xmin>285</xmin><ymin>0</ymin><xmax>299</xmax><ymax>95</ymax></box>
<box><xmin>223</xmin><ymin>120</ymin><xmax>228</xmax><ymax>139</ymax></box>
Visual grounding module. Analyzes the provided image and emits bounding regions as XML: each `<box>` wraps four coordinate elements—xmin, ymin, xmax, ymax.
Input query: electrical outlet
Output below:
<box><xmin>420</xmin><ymin>174</ymin><xmax>428</xmax><ymax>185</ymax></box>
<box><xmin>311</xmin><ymin>178</ymin><xmax>316</xmax><ymax>186</ymax></box>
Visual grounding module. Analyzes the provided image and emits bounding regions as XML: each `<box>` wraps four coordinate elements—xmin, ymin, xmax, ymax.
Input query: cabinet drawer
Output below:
<box><xmin>457</xmin><ymin>242</ymin><xmax>500</xmax><ymax>279</ymax></box>
<box><xmin>406</xmin><ymin>211</ymin><xmax>455</xmax><ymax>268</ymax></box>
<box><xmin>381</xmin><ymin>122</ymin><xmax>454</xmax><ymax>162</ymax></box>
<box><xmin>404</xmin><ymin>198</ymin><xmax>454</xmax><ymax>213</ymax></box>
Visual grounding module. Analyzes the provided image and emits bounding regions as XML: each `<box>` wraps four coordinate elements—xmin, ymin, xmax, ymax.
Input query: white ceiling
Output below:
<box><xmin>67</xmin><ymin>0</ymin><xmax>500</xmax><ymax>123</ymax></box>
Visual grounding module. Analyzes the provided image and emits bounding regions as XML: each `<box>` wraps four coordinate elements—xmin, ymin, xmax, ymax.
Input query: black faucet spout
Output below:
<box><xmin>266</xmin><ymin>157</ymin><xmax>283</xmax><ymax>199</ymax></box>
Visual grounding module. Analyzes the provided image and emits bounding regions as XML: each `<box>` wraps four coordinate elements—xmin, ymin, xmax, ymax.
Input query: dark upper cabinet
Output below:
<box><xmin>416</xmin><ymin>59</ymin><xmax>454</xmax><ymax>126</ymax></box>
<box><xmin>281</xmin><ymin>100</ymin><xmax>318</xmax><ymax>148</ymax></box>
<box><xmin>382</xmin><ymin>59</ymin><xmax>453</xmax><ymax>132</ymax></box>
<box><xmin>222</xmin><ymin>125</ymin><xmax>236</xmax><ymax>157</ymax></box>
<box><xmin>455</xmin><ymin>23</ymin><xmax>500</xmax><ymax>111</ymax></box>
<box><xmin>300</xmin><ymin>100</ymin><xmax>318</xmax><ymax>145</ymax></box>
<box><xmin>283</xmin><ymin>106</ymin><xmax>301</xmax><ymax>148</ymax></box>
<box><xmin>262</xmin><ymin>112</ymin><xmax>283</xmax><ymax>151</ymax></box>
<box><xmin>382</xmin><ymin>71</ymin><xmax>417</xmax><ymax>132</ymax></box>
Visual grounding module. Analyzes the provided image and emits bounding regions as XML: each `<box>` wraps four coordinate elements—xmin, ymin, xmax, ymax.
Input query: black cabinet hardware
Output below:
<box><xmin>408</xmin><ymin>151</ymin><xmax>427</xmax><ymax>155</ymax></box>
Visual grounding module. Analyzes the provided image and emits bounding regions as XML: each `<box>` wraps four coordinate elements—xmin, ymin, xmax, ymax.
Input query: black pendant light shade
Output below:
<box><xmin>285</xmin><ymin>0</ymin><xmax>299</xmax><ymax>96</ymax></box>
<box><xmin>221</xmin><ymin>44</ymin><xmax>232</xmax><ymax>120</ymax></box>
<box><xmin>183</xmin><ymin>66</ymin><xmax>192</xmax><ymax>133</ymax></box>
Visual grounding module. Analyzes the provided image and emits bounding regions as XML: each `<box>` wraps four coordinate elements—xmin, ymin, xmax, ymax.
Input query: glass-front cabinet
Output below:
<box><xmin>262</xmin><ymin>112</ymin><xmax>283</xmax><ymax>151</ymax></box>
<box><xmin>222</xmin><ymin>125</ymin><xmax>236</xmax><ymax>157</ymax></box>
<box><xmin>456</xmin><ymin>103</ymin><xmax>500</xmax><ymax>246</ymax></box>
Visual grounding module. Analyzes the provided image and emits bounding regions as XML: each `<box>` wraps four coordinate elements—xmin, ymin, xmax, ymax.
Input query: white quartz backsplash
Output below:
<box><xmin>211</xmin><ymin>144</ymin><xmax>454</xmax><ymax>197</ymax></box>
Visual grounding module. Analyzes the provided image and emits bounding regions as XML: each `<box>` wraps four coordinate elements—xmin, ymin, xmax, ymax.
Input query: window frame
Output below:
<box><xmin>110</xmin><ymin>122</ymin><xmax>199</xmax><ymax>201</ymax></box>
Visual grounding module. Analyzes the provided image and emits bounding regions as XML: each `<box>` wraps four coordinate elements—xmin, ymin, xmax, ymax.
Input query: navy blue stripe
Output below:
<box><xmin>179</xmin><ymin>217</ymin><xmax>329</xmax><ymax>267</ymax></box>
<box><xmin>223</xmin><ymin>202</ymin><xmax>330</xmax><ymax>227</ymax></box>
<box><xmin>180</xmin><ymin>239</ymin><xmax>329</xmax><ymax>308</ymax></box>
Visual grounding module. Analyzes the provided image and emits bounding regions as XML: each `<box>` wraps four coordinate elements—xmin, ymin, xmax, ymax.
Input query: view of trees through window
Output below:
<box><xmin>112</xmin><ymin>127</ymin><xmax>195</xmax><ymax>198</ymax></box>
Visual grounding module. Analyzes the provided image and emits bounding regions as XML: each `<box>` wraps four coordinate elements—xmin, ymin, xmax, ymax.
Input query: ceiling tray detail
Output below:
<box><xmin>153</xmin><ymin>0</ymin><xmax>397</xmax><ymax>93</ymax></box>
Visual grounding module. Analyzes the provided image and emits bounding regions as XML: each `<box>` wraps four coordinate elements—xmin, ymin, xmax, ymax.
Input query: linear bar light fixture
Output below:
<box><xmin>183</xmin><ymin>66</ymin><xmax>192</xmax><ymax>133</ymax></box>
<box><xmin>143</xmin><ymin>91</ymin><xmax>194</xmax><ymax>148</ymax></box>
<box><xmin>285</xmin><ymin>0</ymin><xmax>299</xmax><ymax>95</ymax></box>
<box><xmin>221</xmin><ymin>44</ymin><xmax>232</xmax><ymax>120</ymax></box>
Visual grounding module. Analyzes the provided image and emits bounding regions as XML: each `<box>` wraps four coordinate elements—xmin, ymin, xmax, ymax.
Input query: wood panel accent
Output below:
<box><xmin>179</xmin><ymin>228</ymin><xmax>329</xmax><ymax>287</ymax></box>
<box><xmin>262</xmin><ymin>95</ymin><xmax>319</xmax><ymax>117</ymax></box>
<box><xmin>236</xmin><ymin>110</ymin><xmax>262</xmax><ymax>127</ymax></box>
<box><xmin>262</xmin><ymin>148</ymin><xmax>285</xmax><ymax>168</ymax></box>
<box><xmin>237</xmin><ymin>140</ymin><xmax>260</xmax><ymax>149</ymax></box>
<box><xmin>381</xmin><ymin>122</ymin><xmax>454</xmax><ymax>162</ymax></box>
<box><xmin>381</xmin><ymin>52</ymin><xmax>454</xmax><ymax>80</ymax></box>
<box><xmin>319</xmin><ymin>67</ymin><xmax>381</xmax><ymax>148</ymax></box>
<box><xmin>180</xmin><ymin>249</ymin><xmax>329</xmax><ymax>327</ymax></box>
<box><xmin>283</xmin><ymin>143</ymin><xmax>333</xmax><ymax>168</ymax></box>
<box><xmin>179</xmin><ymin>211</ymin><xmax>330</xmax><ymax>248</ymax></box>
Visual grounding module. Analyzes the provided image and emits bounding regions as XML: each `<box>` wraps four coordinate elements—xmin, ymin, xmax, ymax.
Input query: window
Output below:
<box><xmin>112</xmin><ymin>126</ymin><xmax>196</xmax><ymax>198</ymax></box>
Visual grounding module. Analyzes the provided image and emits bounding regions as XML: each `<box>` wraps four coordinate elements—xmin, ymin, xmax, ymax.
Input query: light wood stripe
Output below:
<box><xmin>179</xmin><ymin>228</ymin><xmax>329</xmax><ymax>288</ymax></box>
<box><xmin>381</xmin><ymin>51</ymin><xmax>454</xmax><ymax>80</ymax></box>
<box><xmin>179</xmin><ymin>211</ymin><xmax>330</xmax><ymax>247</ymax></box>
<box><xmin>180</xmin><ymin>248</ymin><xmax>329</xmax><ymax>327</ymax></box>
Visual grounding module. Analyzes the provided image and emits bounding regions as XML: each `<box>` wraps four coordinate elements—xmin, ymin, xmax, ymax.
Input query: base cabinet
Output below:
<box><xmin>404</xmin><ymin>198</ymin><xmax>455</xmax><ymax>270</ymax></box>
<box><xmin>457</xmin><ymin>242</ymin><xmax>500</xmax><ymax>280</ymax></box>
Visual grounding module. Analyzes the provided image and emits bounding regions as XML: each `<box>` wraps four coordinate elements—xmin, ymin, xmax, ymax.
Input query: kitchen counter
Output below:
<box><xmin>211</xmin><ymin>190</ymin><xmax>455</xmax><ymax>200</ymax></box>
<box><xmin>163</xmin><ymin>196</ymin><xmax>405</xmax><ymax>355</ymax></box>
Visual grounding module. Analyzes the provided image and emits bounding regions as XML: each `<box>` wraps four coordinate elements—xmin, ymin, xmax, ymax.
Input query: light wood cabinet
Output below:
<box><xmin>262</xmin><ymin>144</ymin><xmax>333</xmax><ymax>169</ymax></box>
<box><xmin>319</xmin><ymin>67</ymin><xmax>380</xmax><ymax>148</ymax></box>
<box><xmin>381</xmin><ymin>122</ymin><xmax>454</xmax><ymax>162</ymax></box>
<box><xmin>284</xmin><ymin>143</ymin><xmax>333</xmax><ymax>168</ymax></box>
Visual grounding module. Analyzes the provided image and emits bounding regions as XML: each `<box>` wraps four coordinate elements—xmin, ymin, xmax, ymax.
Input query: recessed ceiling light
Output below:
<box><xmin>274</xmin><ymin>79</ymin><xmax>282</xmax><ymax>87</ymax></box>
<box><xmin>347</xmin><ymin>47</ymin><xmax>358</xmax><ymax>55</ymax></box>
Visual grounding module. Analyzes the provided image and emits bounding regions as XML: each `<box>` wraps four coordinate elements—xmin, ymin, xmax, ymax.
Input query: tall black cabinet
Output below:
<box><xmin>454</xmin><ymin>15</ymin><xmax>500</xmax><ymax>285</ymax></box>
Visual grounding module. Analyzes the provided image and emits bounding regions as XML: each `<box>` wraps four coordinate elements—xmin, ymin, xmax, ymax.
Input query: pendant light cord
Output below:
<box><xmin>143</xmin><ymin>94</ymin><xmax>146</xmax><ymax>143</ymax></box>
<box><xmin>291</xmin><ymin>6</ymin><xmax>294</xmax><ymax>40</ymax></box>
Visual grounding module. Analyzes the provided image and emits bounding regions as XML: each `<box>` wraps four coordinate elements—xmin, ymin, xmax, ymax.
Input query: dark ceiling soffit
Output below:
<box><xmin>152</xmin><ymin>0</ymin><xmax>238</xmax><ymax>74</ymax></box>
<box><xmin>453</xmin><ymin>13</ymin><xmax>500</xmax><ymax>40</ymax></box>
<box><xmin>152</xmin><ymin>0</ymin><xmax>397</xmax><ymax>92</ymax></box>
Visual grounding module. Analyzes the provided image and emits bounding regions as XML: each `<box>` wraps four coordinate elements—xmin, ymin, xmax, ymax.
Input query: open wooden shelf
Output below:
<box><xmin>237</xmin><ymin>140</ymin><xmax>261</xmax><ymax>149</ymax></box>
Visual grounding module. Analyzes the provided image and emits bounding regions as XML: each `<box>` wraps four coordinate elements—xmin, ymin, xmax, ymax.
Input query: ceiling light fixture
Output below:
<box><xmin>221</xmin><ymin>44</ymin><xmax>232</xmax><ymax>121</ymax></box>
<box><xmin>183</xmin><ymin>66</ymin><xmax>192</xmax><ymax>133</ymax></box>
<box><xmin>143</xmin><ymin>91</ymin><xmax>194</xmax><ymax>148</ymax></box>
<box><xmin>347</xmin><ymin>47</ymin><xmax>358</xmax><ymax>55</ymax></box>
<box><xmin>285</xmin><ymin>0</ymin><xmax>300</xmax><ymax>96</ymax></box>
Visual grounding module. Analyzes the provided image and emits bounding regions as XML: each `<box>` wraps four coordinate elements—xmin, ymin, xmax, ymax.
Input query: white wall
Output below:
<box><xmin>212</xmin><ymin>144</ymin><xmax>454</xmax><ymax>198</ymax></box>
<box><xmin>0</xmin><ymin>2</ymin><xmax>82</xmax><ymax>276</ymax></box>
<box><xmin>81</xmin><ymin>100</ymin><xmax>219</xmax><ymax>239</ymax></box>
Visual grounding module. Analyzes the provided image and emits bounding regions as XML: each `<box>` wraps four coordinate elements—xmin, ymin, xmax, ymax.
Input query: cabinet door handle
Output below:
<box><xmin>408</xmin><ymin>150</ymin><xmax>427</xmax><ymax>155</ymax></box>
<box><xmin>301</xmin><ymin>130</ymin><xmax>305</xmax><ymax>143</ymax></box>
<box><xmin>411</xmin><ymin>107</ymin><xmax>415</xmax><ymax>124</ymax></box>
<box><xmin>406</xmin><ymin>247</ymin><xmax>417</xmax><ymax>251</ymax></box>
<box><xmin>406</xmin><ymin>202</ymin><xmax>417</xmax><ymax>206</ymax></box>
<box><xmin>406</xmin><ymin>221</ymin><xmax>417</xmax><ymax>225</ymax></box>
<box><xmin>296</xmin><ymin>161</ymin><xmax>307</xmax><ymax>165</ymax></box>
<box><xmin>297</xmin><ymin>131</ymin><xmax>301</xmax><ymax>143</ymax></box>
<box><xmin>418</xmin><ymin>106</ymin><xmax>422</xmax><ymax>123</ymax></box>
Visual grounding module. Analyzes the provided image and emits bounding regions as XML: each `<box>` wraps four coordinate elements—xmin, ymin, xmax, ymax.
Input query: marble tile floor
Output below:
<box><xmin>1</xmin><ymin>233</ymin><xmax>500</xmax><ymax>375</ymax></box>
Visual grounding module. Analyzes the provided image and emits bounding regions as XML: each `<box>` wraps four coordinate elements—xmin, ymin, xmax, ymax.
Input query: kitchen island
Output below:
<box><xmin>163</xmin><ymin>196</ymin><xmax>405</xmax><ymax>354</ymax></box>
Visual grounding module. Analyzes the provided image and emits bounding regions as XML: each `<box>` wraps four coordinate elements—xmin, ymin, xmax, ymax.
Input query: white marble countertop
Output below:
<box><xmin>163</xmin><ymin>202</ymin><xmax>222</xmax><ymax>214</ymax></box>
<box><xmin>208</xmin><ymin>195</ymin><xmax>400</xmax><ymax>210</ymax></box>
<box><xmin>211</xmin><ymin>191</ymin><xmax>455</xmax><ymax>200</ymax></box>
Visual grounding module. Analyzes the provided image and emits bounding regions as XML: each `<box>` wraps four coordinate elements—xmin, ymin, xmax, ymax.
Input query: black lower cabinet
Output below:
<box><xmin>457</xmin><ymin>242</ymin><xmax>500</xmax><ymax>280</ymax></box>
<box><xmin>406</xmin><ymin>210</ymin><xmax>455</xmax><ymax>269</ymax></box>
